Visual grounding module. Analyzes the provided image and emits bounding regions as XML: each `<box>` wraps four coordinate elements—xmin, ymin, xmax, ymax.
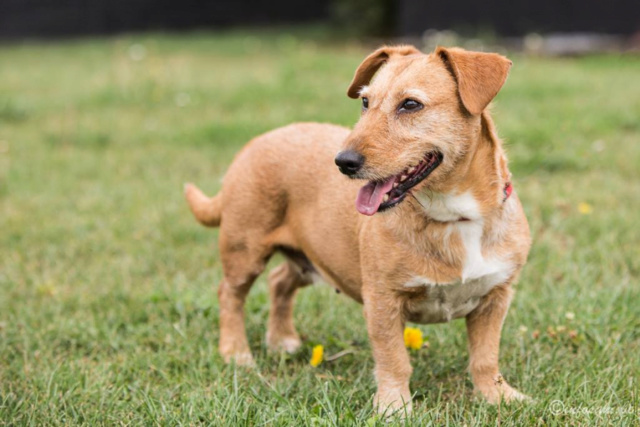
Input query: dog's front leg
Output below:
<box><xmin>466</xmin><ymin>283</ymin><xmax>529</xmax><ymax>403</ymax></box>
<box><xmin>363</xmin><ymin>289</ymin><xmax>413</xmax><ymax>416</ymax></box>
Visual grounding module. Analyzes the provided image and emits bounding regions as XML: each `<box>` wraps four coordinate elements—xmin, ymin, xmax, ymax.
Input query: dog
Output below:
<box><xmin>185</xmin><ymin>45</ymin><xmax>531</xmax><ymax>414</ymax></box>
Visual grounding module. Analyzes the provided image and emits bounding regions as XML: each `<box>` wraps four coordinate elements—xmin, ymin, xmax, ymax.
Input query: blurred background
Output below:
<box><xmin>1</xmin><ymin>1</ymin><xmax>639</xmax><ymax>425</ymax></box>
<box><xmin>2</xmin><ymin>0</ymin><xmax>640</xmax><ymax>53</ymax></box>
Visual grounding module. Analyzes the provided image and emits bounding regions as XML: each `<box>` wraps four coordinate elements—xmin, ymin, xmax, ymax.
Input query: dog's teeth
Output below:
<box><xmin>383</xmin><ymin>194</ymin><xmax>389</xmax><ymax>202</ymax></box>
<box><xmin>393</xmin><ymin>182</ymin><xmax>398</xmax><ymax>188</ymax></box>
<box><xmin>401</xmin><ymin>174</ymin><xmax>407</xmax><ymax>181</ymax></box>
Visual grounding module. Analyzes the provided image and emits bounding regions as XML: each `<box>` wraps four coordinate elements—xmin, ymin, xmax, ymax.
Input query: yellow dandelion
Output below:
<box><xmin>403</xmin><ymin>327</ymin><xmax>423</xmax><ymax>350</ymax></box>
<box><xmin>310</xmin><ymin>345</ymin><xmax>324</xmax><ymax>367</ymax></box>
<box><xmin>578</xmin><ymin>202</ymin><xmax>592</xmax><ymax>215</ymax></box>
<box><xmin>36</xmin><ymin>282</ymin><xmax>56</xmax><ymax>297</ymax></box>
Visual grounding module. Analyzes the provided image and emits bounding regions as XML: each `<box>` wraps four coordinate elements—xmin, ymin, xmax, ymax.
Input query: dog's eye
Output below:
<box><xmin>399</xmin><ymin>99</ymin><xmax>423</xmax><ymax>113</ymax></box>
<box><xmin>361</xmin><ymin>97</ymin><xmax>369</xmax><ymax>111</ymax></box>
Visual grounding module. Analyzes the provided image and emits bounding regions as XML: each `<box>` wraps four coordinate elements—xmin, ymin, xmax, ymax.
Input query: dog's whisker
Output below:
<box><xmin>409</xmin><ymin>193</ymin><xmax>427</xmax><ymax>211</ymax></box>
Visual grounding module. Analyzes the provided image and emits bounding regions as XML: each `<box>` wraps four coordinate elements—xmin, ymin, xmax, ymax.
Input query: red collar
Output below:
<box><xmin>458</xmin><ymin>182</ymin><xmax>512</xmax><ymax>222</ymax></box>
<box><xmin>503</xmin><ymin>181</ymin><xmax>513</xmax><ymax>202</ymax></box>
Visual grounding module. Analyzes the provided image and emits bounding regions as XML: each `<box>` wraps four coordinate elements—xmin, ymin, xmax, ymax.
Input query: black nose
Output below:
<box><xmin>335</xmin><ymin>150</ymin><xmax>365</xmax><ymax>176</ymax></box>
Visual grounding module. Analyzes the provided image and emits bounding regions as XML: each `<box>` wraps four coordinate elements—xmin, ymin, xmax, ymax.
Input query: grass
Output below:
<box><xmin>1</xmin><ymin>28</ymin><xmax>639</xmax><ymax>425</ymax></box>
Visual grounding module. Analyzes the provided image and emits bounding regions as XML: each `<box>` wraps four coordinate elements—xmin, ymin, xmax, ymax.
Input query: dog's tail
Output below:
<box><xmin>184</xmin><ymin>183</ymin><xmax>222</xmax><ymax>227</ymax></box>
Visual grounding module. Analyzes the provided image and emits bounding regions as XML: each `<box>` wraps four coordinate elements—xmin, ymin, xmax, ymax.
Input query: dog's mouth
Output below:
<box><xmin>355</xmin><ymin>151</ymin><xmax>443</xmax><ymax>216</ymax></box>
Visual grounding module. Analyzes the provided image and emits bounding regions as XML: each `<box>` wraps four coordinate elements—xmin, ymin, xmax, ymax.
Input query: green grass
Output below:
<box><xmin>1</xmin><ymin>29</ymin><xmax>639</xmax><ymax>425</ymax></box>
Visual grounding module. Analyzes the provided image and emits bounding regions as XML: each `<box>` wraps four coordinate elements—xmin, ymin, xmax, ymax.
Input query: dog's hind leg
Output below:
<box><xmin>266</xmin><ymin>259</ymin><xmax>313</xmax><ymax>353</ymax></box>
<box><xmin>217</xmin><ymin>240</ymin><xmax>271</xmax><ymax>367</ymax></box>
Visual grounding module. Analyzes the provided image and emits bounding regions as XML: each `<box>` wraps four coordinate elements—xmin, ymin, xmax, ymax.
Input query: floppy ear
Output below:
<box><xmin>436</xmin><ymin>47</ymin><xmax>512</xmax><ymax>115</ymax></box>
<box><xmin>347</xmin><ymin>45</ymin><xmax>421</xmax><ymax>99</ymax></box>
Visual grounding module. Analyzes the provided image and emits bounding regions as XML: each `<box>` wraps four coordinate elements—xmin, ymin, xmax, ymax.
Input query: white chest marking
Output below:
<box><xmin>457</xmin><ymin>220</ymin><xmax>512</xmax><ymax>284</ymax></box>
<box><xmin>415</xmin><ymin>190</ymin><xmax>483</xmax><ymax>222</ymax></box>
<box><xmin>405</xmin><ymin>191</ymin><xmax>514</xmax><ymax>323</ymax></box>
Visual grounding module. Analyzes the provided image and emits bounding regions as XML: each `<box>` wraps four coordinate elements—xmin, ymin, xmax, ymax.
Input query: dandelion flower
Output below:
<box><xmin>578</xmin><ymin>202</ymin><xmax>592</xmax><ymax>215</ymax></box>
<box><xmin>403</xmin><ymin>327</ymin><xmax>423</xmax><ymax>350</ymax></box>
<box><xmin>37</xmin><ymin>282</ymin><xmax>56</xmax><ymax>297</ymax></box>
<box><xmin>565</xmin><ymin>312</ymin><xmax>575</xmax><ymax>321</ymax></box>
<box><xmin>310</xmin><ymin>345</ymin><xmax>324</xmax><ymax>367</ymax></box>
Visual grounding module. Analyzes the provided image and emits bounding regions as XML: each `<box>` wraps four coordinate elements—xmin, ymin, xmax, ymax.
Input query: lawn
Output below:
<box><xmin>1</xmin><ymin>28</ymin><xmax>639</xmax><ymax>425</ymax></box>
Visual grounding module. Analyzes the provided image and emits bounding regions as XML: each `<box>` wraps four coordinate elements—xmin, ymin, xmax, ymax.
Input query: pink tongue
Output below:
<box><xmin>355</xmin><ymin>177</ymin><xmax>395</xmax><ymax>216</ymax></box>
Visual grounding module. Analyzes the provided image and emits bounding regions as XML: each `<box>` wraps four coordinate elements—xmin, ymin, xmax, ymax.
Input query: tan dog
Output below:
<box><xmin>185</xmin><ymin>45</ymin><xmax>531</xmax><ymax>414</ymax></box>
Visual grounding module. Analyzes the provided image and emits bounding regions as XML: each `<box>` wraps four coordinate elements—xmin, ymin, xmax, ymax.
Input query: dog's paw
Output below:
<box><xmin>266</xmin><ymin>333</ymin><xmax>302</xmax><ymax>354</ymax></box>
<box><xmin>475</xmin><ymin>376</ymin><xmax>530</xmax><ymax>404</ymax></box>
<box><xmin>374</xmin><ymin>388</ymin><xmax>412</xmax><ymax>418</ymax></box>
<box><xmin>222</xmin><ymin>351</ymin><xmax>256</xmax><ymax>367</ymax></box>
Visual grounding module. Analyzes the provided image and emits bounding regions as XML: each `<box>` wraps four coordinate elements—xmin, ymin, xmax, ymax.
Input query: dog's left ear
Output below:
<box><xmin>347</xmin><ymin>45</ymin><xmax>421</xmax><ymax>99</ymax></box>
<box><xmin>436</xmin><ymin>47</ymin><xmax>512</xmax><ymax>115</ymax></box>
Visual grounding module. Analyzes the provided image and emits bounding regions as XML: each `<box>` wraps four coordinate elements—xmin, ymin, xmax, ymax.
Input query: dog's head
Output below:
<box><xmin>335</xmin><ymin>45</ymin><xmax>512</xmax><ymax>216</ymax></box>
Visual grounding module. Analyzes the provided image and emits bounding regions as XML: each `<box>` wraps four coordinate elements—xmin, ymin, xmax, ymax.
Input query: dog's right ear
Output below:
<box><xmin>347</xmin><ymin>45</ymin><xmax>421</xmax><ymax>99</ymax></box>
<box><xmin>436</xmin><ymin>47</ymin><xmax>512</xmax><ymax>115</ymax></box>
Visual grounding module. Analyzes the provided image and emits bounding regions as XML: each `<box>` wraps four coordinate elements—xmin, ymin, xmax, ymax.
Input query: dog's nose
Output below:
<box><xmin>335</xmin><ymin>150</ymin><xmax>365</xmax><ymax>176</ymax></box>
